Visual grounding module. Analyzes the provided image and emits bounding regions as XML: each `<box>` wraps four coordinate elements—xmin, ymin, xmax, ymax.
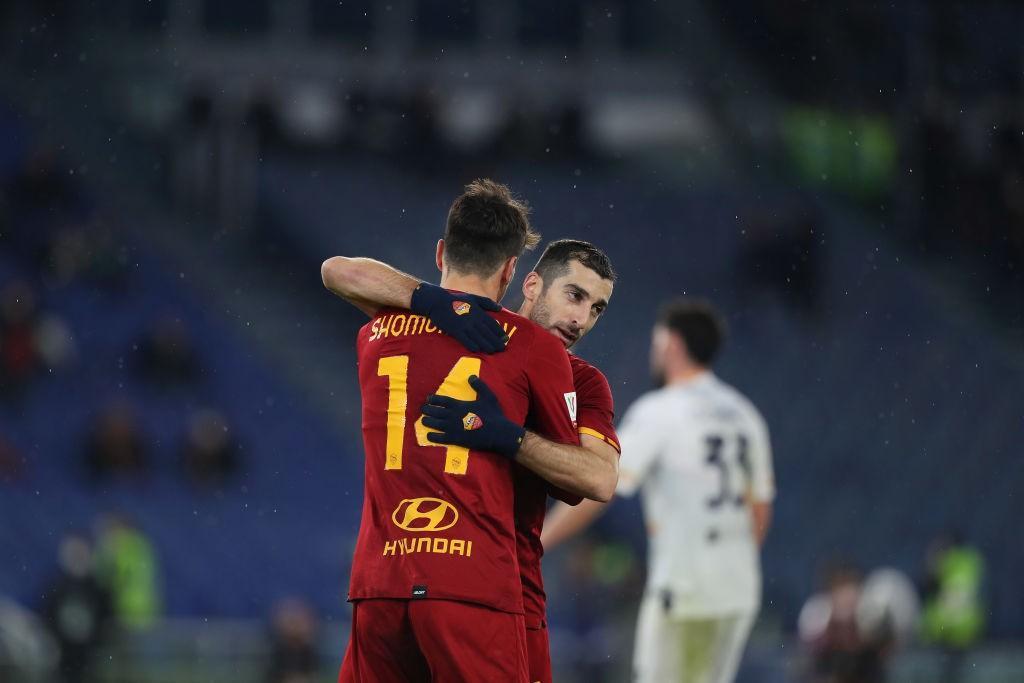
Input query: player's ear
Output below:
<box><xmin>435</xmin><ymin>239</ymin><xmax>445</xmax><ymax>272</ymax></box>
<box><xmin>494</xmin><ymin>255</ymin><xmax>517</xmax><ymax>303</ymax></box>
<box><xmin>668</xmin><ymin>329</ymin><xmax>689</xmax><ymax>362</ymax></box>
<box><xmin>522</xmin><ymin>271</ymin><xmax>543</xmax><ymax>303</ymax></box>
<box><xmin>500</xmin><ymin>255</ymin><xmax>517</xmax><ymax>290</ymax></box>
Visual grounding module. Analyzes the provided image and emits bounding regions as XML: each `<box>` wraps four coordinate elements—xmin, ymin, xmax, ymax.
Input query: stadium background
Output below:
<box><xmin>0</xmin><ymin>1</ymin><xmax>1021</xmax><ymax>681</ymax></box>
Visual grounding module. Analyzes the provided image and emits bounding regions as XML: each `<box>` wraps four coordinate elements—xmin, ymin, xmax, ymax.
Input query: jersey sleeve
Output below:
<box><xmin>523</xmin><ymin>330</ymin><xmax>581</xmax><ymax>449</ymax></box>
<box><xmin>545</xmin><ymin>361</ymin><xmax>619</xmax><ymax>505</ymax></box>
<box><xmin>746</xmin><ymin>405</ymin><xmax>776</xmax><ymax>502</ymax></box>
<box><xmin>575</xmin><ymin>364</ymin><xmax>620</xmax><ymax>453</ymax></box>
<box><xmin>614</xmin><ymin>393</ymin><xmax>667</xmax><ymax>498</ymax></box>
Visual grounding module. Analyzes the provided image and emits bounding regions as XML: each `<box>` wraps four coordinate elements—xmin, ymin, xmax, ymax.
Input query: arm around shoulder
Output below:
<box><xmin>320</xmin><ymin>256</ymin><xmax>419</xmax><ymax>317</ymax></box>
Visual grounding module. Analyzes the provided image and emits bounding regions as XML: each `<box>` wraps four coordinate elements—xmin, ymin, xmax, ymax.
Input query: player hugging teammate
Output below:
<box><xmin>324</xmin><ymin>179</ymin><xmax>619</xmax><ymax>683</ymax></box>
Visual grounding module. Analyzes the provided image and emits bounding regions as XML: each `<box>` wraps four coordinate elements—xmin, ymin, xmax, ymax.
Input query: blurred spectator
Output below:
<box><xmin>798</xmin><ymin>563</ymin><xmax>892</xmax><ymax>683</ymax></box>
<box><xmin>83</xmin><ymin>402</ymin><xmax>148</xmax><ymax>481</ymax></box>
<box><xmin>134</xmin><ymin>315</ymin><xmax>201</xmax><ymax>386</ymax></box>
<box><xmin>93</xmin><ymin>515</ymin><xmax>162</xmax><ymax>630</ymax></box>
<box><xmin>42</xmin><ymin>534</ymin><xmax>112</xmax><ymax>683</ymax></box>
<box><xmin>0</xmin><ymin>280</ymin><xmax>75</xmax><ymax>397</ymax></box>
<box><xmin>0</xmin><ymin>594</ymin><xmax>59</xmax><ymax>681</ymax></box>
<box><xmin>181</xmin><ymin>409</ymin><xmax>239</xmax><ymax>489</ymax></box>
<box><xmin>265</xmin><ymin>598</ymin><xmax>320</xmax><ymax>683</ymax></box>
<box><xmin>920</xmin><ymin>532</ymin><xmax>986</xmax><ymax>683</ymax></box>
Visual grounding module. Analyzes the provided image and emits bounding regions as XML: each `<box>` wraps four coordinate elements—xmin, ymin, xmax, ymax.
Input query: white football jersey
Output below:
<box><xmin>616</xmin><ymin>372</ymin><xmax>775</xmax><ymax>618</ymax></box>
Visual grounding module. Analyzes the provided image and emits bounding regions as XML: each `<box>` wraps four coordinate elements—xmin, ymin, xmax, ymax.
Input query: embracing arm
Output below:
<box><xmin>320</xmin><ymin>256</ymin><xmax>418</xmax><ymax>317</ymax></box>
<box><xmin>516</xmin><ymin>432</ymin><xmax>619</xmax><ymax>503</ymax></box>
<box><xmin>421</xmin><ymin>374</ymin><xmax>618</xmax><ymax>502</ymax></box>
<box><xmin>321</xmin><ymin>256</ymin><xmax>505</xmax><ymax>352</ymax></box>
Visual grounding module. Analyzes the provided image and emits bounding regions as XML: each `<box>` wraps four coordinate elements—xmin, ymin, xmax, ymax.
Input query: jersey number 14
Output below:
<box><xmin>377</xmin><ymin>355</ymin><xmax>480</xmax><ymax>476</ymax></box>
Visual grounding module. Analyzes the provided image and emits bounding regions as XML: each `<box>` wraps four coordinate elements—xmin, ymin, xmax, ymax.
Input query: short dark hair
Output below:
<box><xmin>443</xmin><ymin>179</ymin><xmax>540</xmax><ymax>277</ymax></box>
<box><xmin>657</xmin><ymin>298</ymin><xmax>725</xmax><ymax>366</ymax></box>
<box><xmin>532</xmin><ymin>239</ymin><xmax>616</xmax><ymax>287</ymax></box>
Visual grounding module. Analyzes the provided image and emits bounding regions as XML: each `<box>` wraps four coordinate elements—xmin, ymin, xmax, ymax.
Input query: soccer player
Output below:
<box><xmin>328</xmin><ymin>180</ymin><xmax>581</xmax><ymax>683</ymax></box>
<box><xmin>541</xmin><ymin>298</ymin><xmax>776</xmax><ymax>683</ymax></box>
<box><xmin>324</xmin><ymin>239</ymin><xmax>620</xmax><ymax>683</ymax></box>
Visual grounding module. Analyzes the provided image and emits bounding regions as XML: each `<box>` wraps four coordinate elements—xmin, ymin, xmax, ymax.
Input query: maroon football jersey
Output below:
<box><xmin>516</xmin><ymin>353</ymin><xmax>620</xmax><ymax>626</ymax></box>
<box><xmin>348</xmin><ymin>303</ymin><xmax>579</xmax><ymax>615</ymax></box>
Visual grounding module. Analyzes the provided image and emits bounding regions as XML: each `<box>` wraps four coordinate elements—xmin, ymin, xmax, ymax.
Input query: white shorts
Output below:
<box><xmin>632</xmin><ymin>595</ymin><xmax>755</xmax><ymax>683</ymax></box>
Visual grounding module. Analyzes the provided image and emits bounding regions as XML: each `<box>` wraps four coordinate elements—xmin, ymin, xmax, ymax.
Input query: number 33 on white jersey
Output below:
<box><xmin>615</xmin><ymin>373</ymin><xmax>775</xmax><ymax>618</ymax></box>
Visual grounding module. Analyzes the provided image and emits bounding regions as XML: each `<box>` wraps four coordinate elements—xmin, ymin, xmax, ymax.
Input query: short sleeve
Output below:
<box><xmin>614</xmin><ymin>393</ymin><xmax>666</xmax><ymax>497</ymax></box>
<box><xmin>575</xmin><ymin>364</ymin><xmax>620</xmax><ymax>453</ymax></box>
<box><xmin>523</xmin><ymin>330</ymin><xmax>580</xmax><ymax>448</ymax></box>
<box><xmin>746</xmin><ymin>405</ymin><xmax>776</xmax><ymax>502</ymax></box>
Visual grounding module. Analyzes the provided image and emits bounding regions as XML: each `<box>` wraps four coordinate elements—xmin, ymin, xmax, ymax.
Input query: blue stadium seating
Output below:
<box><xmin>3</xmin><ymin>157</ymin><xmax>1021</xmax><ymax>640</ymax></box>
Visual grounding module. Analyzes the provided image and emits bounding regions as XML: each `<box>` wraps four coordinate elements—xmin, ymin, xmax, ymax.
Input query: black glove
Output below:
<box><xmin>410</xmin><ymin>282</ymin><xmax>507</xmax><ymax>354</ymax></box>
<box><xmin>420</xmin><ymin>375</ymin><xmax>526</xmax><ymax>460</ymax></box>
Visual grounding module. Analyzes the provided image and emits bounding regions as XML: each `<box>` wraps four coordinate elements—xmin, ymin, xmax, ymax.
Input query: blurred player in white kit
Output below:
<box><xmin>542</xmin><ymin>297</ymin><xmax>776</xmax><ymax>683</ymax></box>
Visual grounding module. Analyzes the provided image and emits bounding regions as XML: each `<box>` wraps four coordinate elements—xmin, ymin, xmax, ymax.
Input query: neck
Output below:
<box><xmin>440</xmin><ymin>272</ymin><xmax>502</xmax><ymax>301</ymax></box>
<box><xmin>663</xmin><ymin>365</ymin><xmax>708</xmax><ymax>386</ymax></box>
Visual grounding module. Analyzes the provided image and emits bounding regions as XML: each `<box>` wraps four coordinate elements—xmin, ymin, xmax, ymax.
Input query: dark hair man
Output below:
<box><xmin>542</xmin><ymin>297</ymin><xmax>776</xmax><ymax>683</ymax></box>
<box><xmin>327</xmin><ymin>180</ymin><xmax>582</xmax><ymax>682</ymax></box>
<box><xmin>324</xmin><ymin>237</ymin><xmax>619</xmax><ymax>683</ymax></box>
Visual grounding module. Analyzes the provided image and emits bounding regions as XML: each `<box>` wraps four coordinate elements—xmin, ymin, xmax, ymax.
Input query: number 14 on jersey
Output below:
<box><xmin>377</xmin><ymin>355</ymin><xmax>481</xmax><ymax>475</ymax></box>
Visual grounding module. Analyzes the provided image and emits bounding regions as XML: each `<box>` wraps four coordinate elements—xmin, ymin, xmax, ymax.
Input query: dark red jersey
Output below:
<box><xmin>516</xmin><ymin>353</ymin><xmax>620</xmax><ymax>626</ymax></box>
<box><xmin>571</xmin><ymin>354</ymin><xmax>620</xmax><ymax>456</ymax></box>
<box><xmin>348</xmin><ymin>303</ymin><xmax>580</xmax><ymax>615</ymax></box>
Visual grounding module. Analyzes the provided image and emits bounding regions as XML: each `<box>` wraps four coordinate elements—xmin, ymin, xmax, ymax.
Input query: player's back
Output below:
<box><xmin>634</xmin><ymin>373</ymin><xmax>773</xmax><ymax>617</ymax></box>
<box><xmin>349</xmin><ymin>304</ymin><xmax>577</xmax><ymax>615</ymax></box>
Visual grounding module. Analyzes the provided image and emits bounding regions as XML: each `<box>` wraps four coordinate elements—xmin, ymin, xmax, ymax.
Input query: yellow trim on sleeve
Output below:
<box><xmin>579</xmin><ymin>426</ymin><xmax>620</xmax><ymax>452</ymax></box>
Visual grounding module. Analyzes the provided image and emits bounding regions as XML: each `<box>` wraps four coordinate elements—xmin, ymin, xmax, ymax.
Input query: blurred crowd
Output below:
<box><xmin>721</xmin><ymin>2</ymin><xmax>1024</xmax><ymax>308</ymax></box>
<box><xmin>0</xmin><ymin>106</ymin><xmax>244</xmax><ymax>491</ymax></box>
<box><xmin>0</xmin><ymin>108</ymin><xmax>256</xmax><ymax>679</ymax></box>
<box><xmin>2</xmin><ymin>517</ymin><xmax>327</xmax><ymax>683</ymax></box>
<box><xmin>0</xmin><ymin>515</ymin><xmax>160</xmax><ymax>682</ymax></box>
<box><xmin>798</xmin><ymin>533</ymin><xmax>986</xmax><ymax>683</ymax></box>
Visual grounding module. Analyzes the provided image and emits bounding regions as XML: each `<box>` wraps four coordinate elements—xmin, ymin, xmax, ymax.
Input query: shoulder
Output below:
<box><xmin>492</xmin><ymin>308</ymin><xmax>537</xmax><ymax>345</ymax></box>
<box><xmin>356</xmin><ymin>316</ymin><xmax>377</xmax><ymax>346</ymax></box>
<box><xmin>624</xmin><ymin>388</ymin><xmax>673</xmax><ymax>421</ymax></box>
<box><xmin>504</xmin><ymin>312</ymin><xmax>563</xmax><ymax>357</ymax></box>
<box><xmin>569</xmin><ymin>356</ymin><xmax>606</xmax><ymax>382</ymax></box>
<box><xmin>360</xmin><ymin>306</ymin><xmax>407</xmax><ymax>336</ymax></box>
<box><xmin>486</xmin><ymin>311</ymin><xmax>568</xmax><ymax>378</ymax></box>
<box><xmin>569</xmin><ymin>354</ymin><xmax>608</xmax><ymax>384</ymax></box>
<box><xmin>569</xmin><ymin>354</ymin><xmax>613</xmax><ymax>396</ymax></box>
<box><xmin>714</xmin><ymin>377</ymin><xmax>767</xmax><ymax>425</ymax></box>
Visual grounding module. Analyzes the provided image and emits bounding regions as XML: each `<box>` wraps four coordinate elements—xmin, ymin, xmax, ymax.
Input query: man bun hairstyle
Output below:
<box><xmin>657</xmin><ymin>297</ymin><xmax>725</xmax><ymax>367</ymax></box>
<box><xmin>443</xmin><ymin>179</ymin><xmax>540</xmax><ymax>277</ymax></box>
<box><xmin>532</xmin><ymin>239</ymin><xmax>617</xmax><ymax>287</ymax></box>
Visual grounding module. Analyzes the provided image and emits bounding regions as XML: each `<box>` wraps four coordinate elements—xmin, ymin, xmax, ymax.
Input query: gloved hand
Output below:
<box><xmin>410</xmin><ymin>282</ymin><xmax>507</xmax><ymax>353</ymax></box>
<box><xmin>420</xmin><ymin>375</ymin><xmax>526</xmax><ymax>459</ymax></box>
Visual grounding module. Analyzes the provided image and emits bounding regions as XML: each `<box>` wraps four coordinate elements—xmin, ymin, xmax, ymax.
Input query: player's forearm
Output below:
<box><xmin>540</xmin><ymin>498</ymin><xmax>609</xmax><ymax>550</ymax></box>
<box><xmin>321</xmin><ymin>256</ymin><xmax>419</xmax><ymax>315</ymax></box>
<box><xmin>515</xmin><ymin>432</ymin><xmax>618</xmax><ymax>502</ymax></box>
<box><xmin>751</xmin><ymin>501</ymin><xmax>772</xmax><ymax>547</ymax></box>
